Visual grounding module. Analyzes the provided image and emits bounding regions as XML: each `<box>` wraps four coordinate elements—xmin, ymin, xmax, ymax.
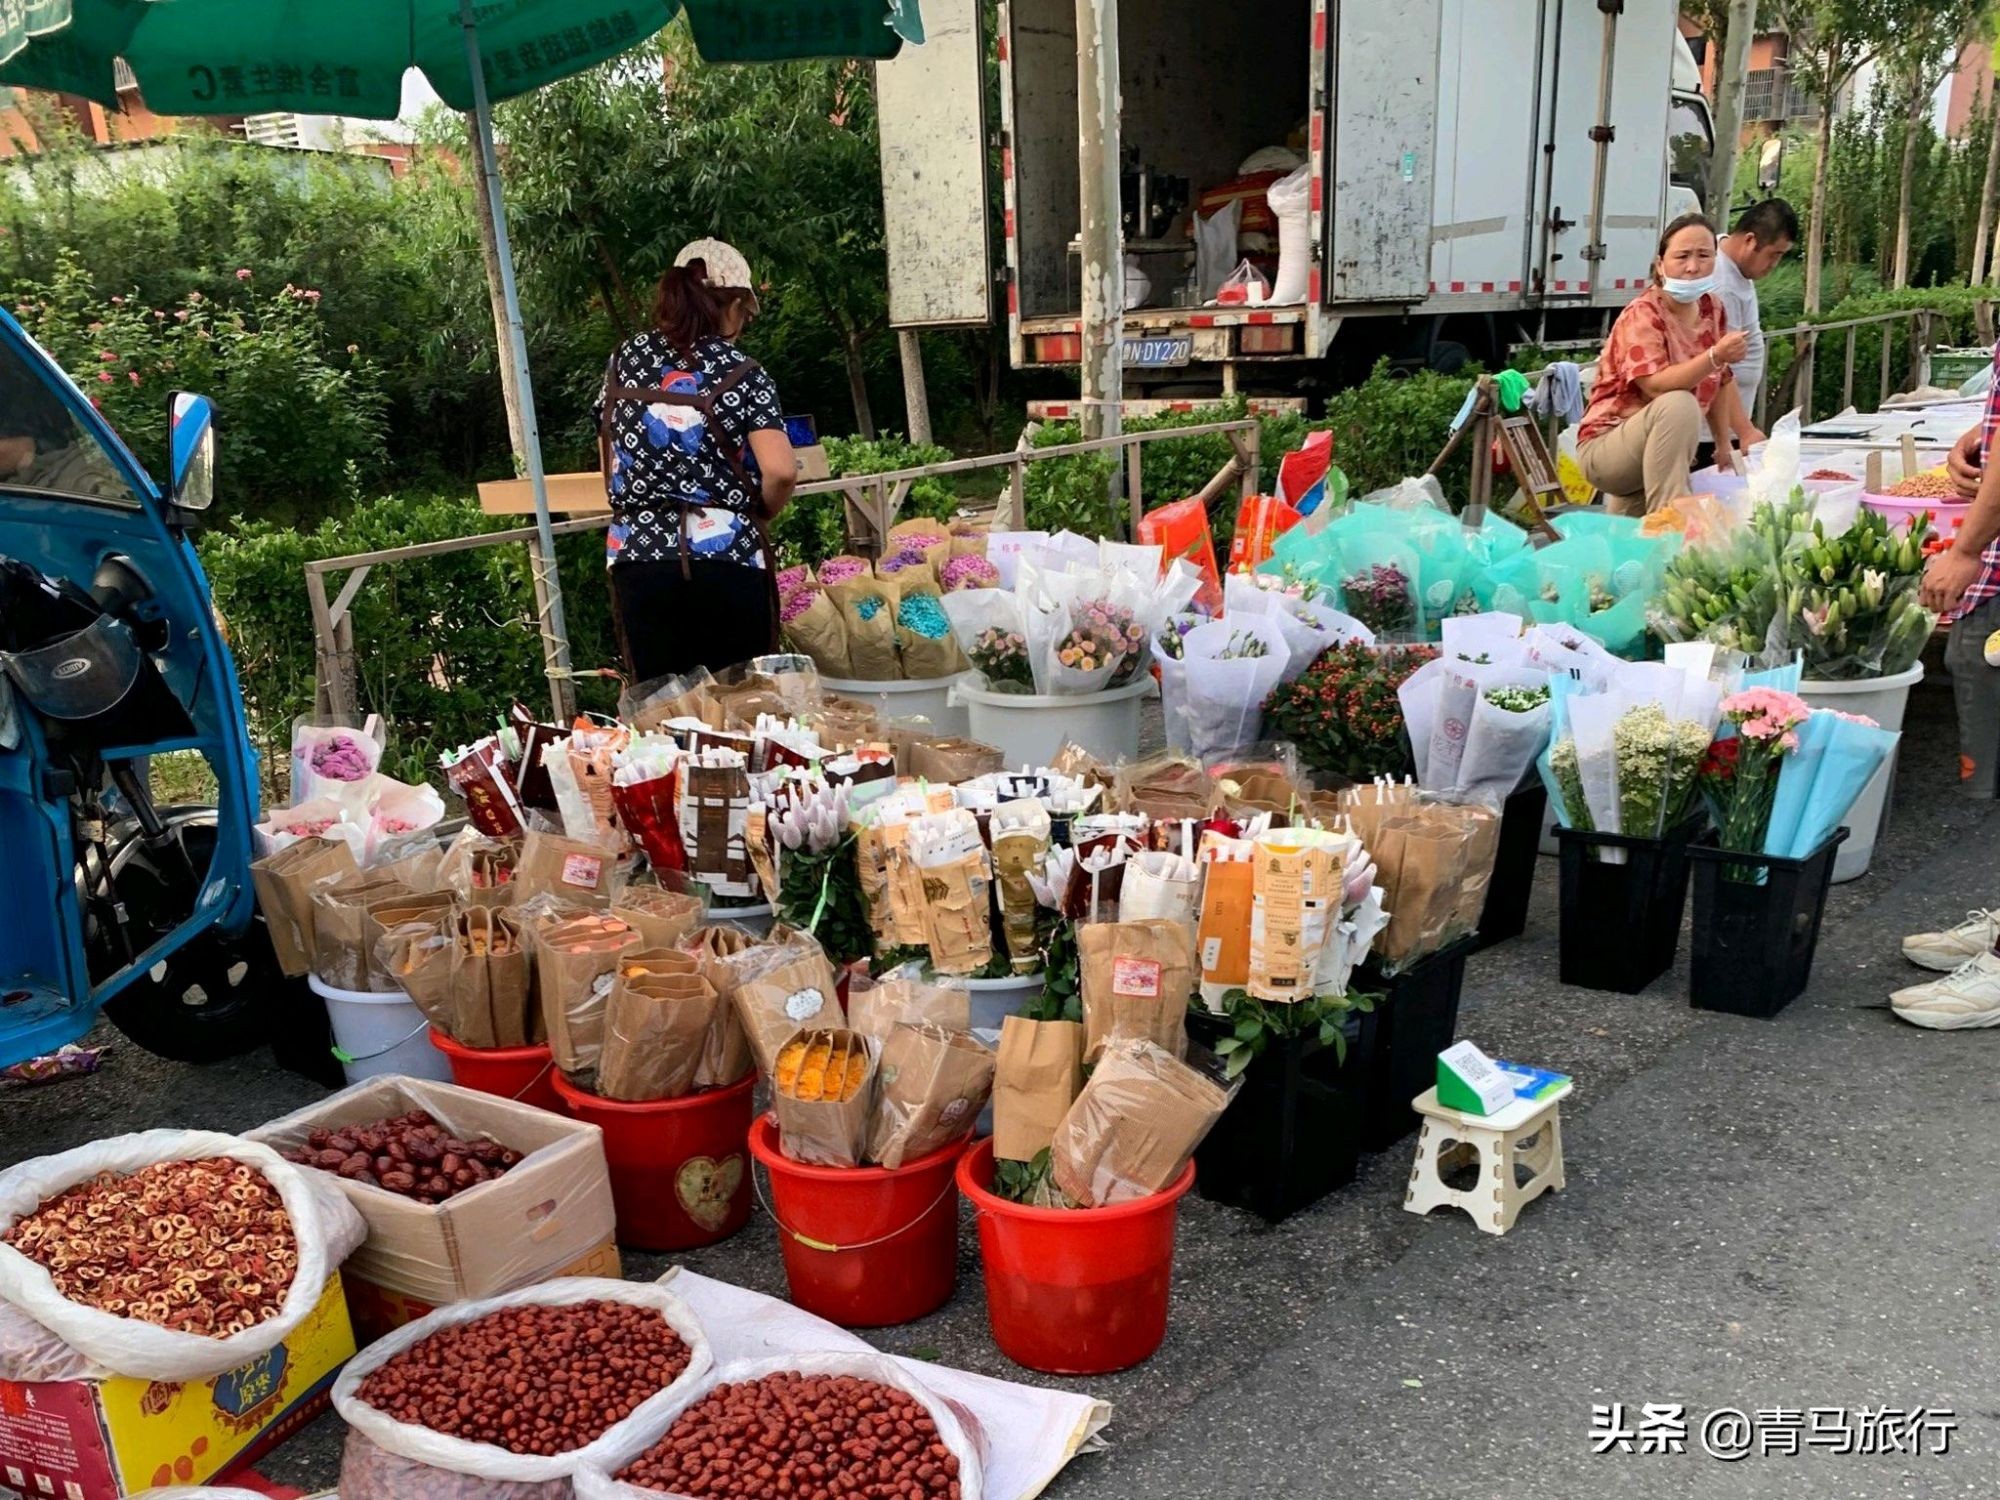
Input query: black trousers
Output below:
<box><xmin>609</xmin><ymin>558</ymin><xmax>776</xmax><ymax>686</ymax></box>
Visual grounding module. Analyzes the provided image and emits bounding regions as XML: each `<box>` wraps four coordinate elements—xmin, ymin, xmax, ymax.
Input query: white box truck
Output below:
<box><xmin>877</xmin><ymin>0</ymin><xmax>1715</xmax><ymax>402</ymax></box>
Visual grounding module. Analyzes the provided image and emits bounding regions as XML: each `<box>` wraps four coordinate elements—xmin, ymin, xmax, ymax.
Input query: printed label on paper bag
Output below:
<box><xmin>1201</xmin><ymin>936</ymin><xmax>1221</xmax><ymax>968</ymax></box>
<box><xmin>561</xmin><ymin>853</ymin><xmax>604</xmax><ymax>888</ymax></box>
<box><xmin>784</xmin><ymin>987</ymin><xmax>827</xmax><ymax>1023</ymax></box>
<box><xmin>590</xmin><ymin>973</ymin><xmax>616</xmax><ymax>1002</ymax></box>
<box><xmin>1111</xmin><ymin>957</ymin><xmax>1163</xmax><ymax>998</ymax></box>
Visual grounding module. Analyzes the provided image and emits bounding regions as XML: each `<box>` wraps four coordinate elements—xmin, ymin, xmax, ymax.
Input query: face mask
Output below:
<box><xmin>1660</xmin><ymin>275</ymin><xmax>1714</xmax><ymax>304</ymax></box>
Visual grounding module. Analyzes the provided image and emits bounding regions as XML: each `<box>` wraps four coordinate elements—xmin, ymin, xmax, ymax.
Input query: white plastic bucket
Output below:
<box><xmin>1800</xmin><ymin>662</ymin><xmax>1923</xmax><ymax>883</ymax></box>
<box><xmin>821</xmin><ymin>675</ymin><xmax>969</xmax><ymax>738</ymax></box>
<box><xmin>950</xmin><ymin>674</ymin><xmax>1153</xmax><ymax>768</ymax></box>
<box><xmin>706</xmin><ymin>902</ymin><xmax>775</xmax><ymax>938</ymax></box>
<box><xmin>308</xmin><ymin>974</ymin><xmax>452</xmax><ymax>1086</ymax></box>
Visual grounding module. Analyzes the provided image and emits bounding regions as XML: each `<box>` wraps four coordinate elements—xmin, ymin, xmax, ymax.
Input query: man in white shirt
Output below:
<box><xmin>1712</xmin><ymin>198</ymin><xmax>1798</xmax><ymax>445</ymax></box>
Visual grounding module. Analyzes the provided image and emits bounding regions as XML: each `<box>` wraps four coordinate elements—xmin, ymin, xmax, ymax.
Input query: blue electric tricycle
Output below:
<box><xmin>0</xmin><ymin>306</ymin><xmax>276</xmax><ymax>1070</ymax></box>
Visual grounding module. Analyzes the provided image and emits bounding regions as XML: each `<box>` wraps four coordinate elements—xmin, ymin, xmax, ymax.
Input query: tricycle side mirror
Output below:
<box><xmin>168</xmin><ymin>392</ymin><xmax>216</xmax><ymax>512</ymax></box>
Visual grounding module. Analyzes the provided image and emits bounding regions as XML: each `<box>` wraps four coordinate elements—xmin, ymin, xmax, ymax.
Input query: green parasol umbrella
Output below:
<box><xmin>1</xmin><ymin>0</ymin><xmax>924</xmax><ymax>715</ymax></box>
<box><xmin>2</xmin><ymin>0</ymin><xmax>921</xmax><ymax>116</ymax></box>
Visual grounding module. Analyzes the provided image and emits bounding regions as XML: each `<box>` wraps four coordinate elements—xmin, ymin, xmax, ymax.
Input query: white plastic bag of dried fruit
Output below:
<box><xmin>573</xmin><ymin>1352</ymin><xmax>984</xmax><ymax>1500</ymax></box>
<box><xmin>334</xmin><ymin>1276</ymin><xmax>714</xmax><ymax>1499</ymax></box>
<box><xmin>0</xmin><ymin>1129</ymin><xmax>364</xmax><ymax>1384</ymax></box>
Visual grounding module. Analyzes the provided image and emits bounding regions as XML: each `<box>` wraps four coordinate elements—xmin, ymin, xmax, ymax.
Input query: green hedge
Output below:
<box><xmin>1021</xmin><ymin>374</ymin><xmax>1479</xmax><ymax>549</ymax></box>
<box><xmin>1763</xmin><ymin>282</ymin><xmax>1999</xmax><ymax>419</ymax></box>
<box><xmin>202</xmin><ymin>493</ymin><xmax>619</xmax><ymax>788</ymax></box>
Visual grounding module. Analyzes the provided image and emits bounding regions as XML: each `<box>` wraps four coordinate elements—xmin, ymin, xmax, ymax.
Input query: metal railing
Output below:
<box><xmin>1518</xmin><ymin>301</ymin><xmax>1989</xmax><ymax>427</ymax></box>
<box><xmin>304</xmin><ymin>418</ymin><xmax>1262</xmax><ymax>719</ymax></box>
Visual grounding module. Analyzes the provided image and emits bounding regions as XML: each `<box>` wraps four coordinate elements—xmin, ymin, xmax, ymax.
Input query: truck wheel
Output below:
<box><xmin>92</xmin><ymin>810</ymin><xmax>272</xmax><ymax>1064</ymax></box>
<box><xmin>103</xmin><ymin>922</ymin><xmax>276</xmax><ymax>1063</ymax></box>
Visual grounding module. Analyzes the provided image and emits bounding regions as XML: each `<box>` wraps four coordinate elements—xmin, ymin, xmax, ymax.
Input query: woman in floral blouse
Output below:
<box><xmin>597</xmin><ymin>239</ymin><xmax>797</xmax><ymax>682</ymax></box>
<box><xmin>1576</xmin><ymin>214</ymin><xmax>1754</xmax><ymax>515</ymax></box>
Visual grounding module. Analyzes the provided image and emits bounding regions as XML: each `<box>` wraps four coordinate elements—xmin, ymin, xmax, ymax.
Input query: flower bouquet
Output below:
<box><xmin>1223</xmin><ymin>571</ymin><xmax>1374</xmax><ymax>683</ymax></box>
<box><xmin>968</xmin><ymin>626</ymin><xmax>1034</xmax><ymax>692</ymax></box>
<box><xmin>1178</xmin><ymin>615</ymin><xmax>1291</xmax><ymax>762</ymax></box>
<box><xmin>1397</xmin><ymin>613</ymin><xmax>1553</xmax><ymax>809</ymax></box>
<box><xmin>939</xmin><ymin>553</ymin><xmax>999</xmax><ymax>592</ymax></box>
<box><xmin>1047</xmin><ymin>609</ymin><xmax>1129</xmax><ymax>695</ymax></box>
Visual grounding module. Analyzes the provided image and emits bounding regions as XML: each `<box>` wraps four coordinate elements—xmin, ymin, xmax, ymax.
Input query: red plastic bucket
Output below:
<box><xmin>956</xmin><ymin>1136</ymin><xmax>1194</xmax><ymax>1374</ymax></box>
<box><xmin>552</xmin><ymin>1072</ymin><xmax>755</xmax><ymax>1252</ymax></box>
<box><xmin>746</xmin><ymin>1114</ymin><xmax>965</xmax><ymax>1328</ymax></box>
<box><xmin>428</xmin><ymin>1031</ymin><xmax>564</xmax><ymax>1116</ymax></box>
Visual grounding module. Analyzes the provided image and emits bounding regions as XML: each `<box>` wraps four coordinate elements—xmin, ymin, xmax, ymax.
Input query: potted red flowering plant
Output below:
<box><xmin>1262</xmin><ymin>642</ymin><xmax>1437</xmax><ymax>783</ymax></box>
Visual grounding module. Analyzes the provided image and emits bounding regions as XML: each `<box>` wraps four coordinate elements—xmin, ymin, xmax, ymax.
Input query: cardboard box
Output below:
<box><xmin>0</xmin><ymin>1273</ymin><xmax>353</xmax><ymax>1500</ymax></box>
<box><xmin>246</xmin><ymin>1076</ymin><xmax>617</xmax><ymax>1342</ymax></box>
<box><xmin>476</xmin><ymin>470</ymin><xmax>610</xmax><ymax>517</ymax></box>
<box><xmin>340</xmin><ymin>1236</ymin><xmax>622</xmax><ymax>1347</ymax></box>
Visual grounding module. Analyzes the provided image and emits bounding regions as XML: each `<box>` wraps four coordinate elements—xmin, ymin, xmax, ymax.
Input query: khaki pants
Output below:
<box><xmin>1576</xmin><ymin>390</ymin><xmax>1702</xmax><ymax>515</ymax></box>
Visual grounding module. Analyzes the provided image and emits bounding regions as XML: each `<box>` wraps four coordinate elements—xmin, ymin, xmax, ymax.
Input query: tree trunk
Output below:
<box><xmin>842</xmin><ymin>325</ymin><xmax>878</xmax><ymax>440</ymax></box>
<box><xmin>1974</xmin><ymin>84</ymin><xmax>2000</xmax><ymax>283</ymax></box>
<box><xmin>1708</xmin><ymin>0</ymin><xmax>1758</xmax><ymax>215</ymax></box>
<box><xmin>465</xmin><ymin>113</ymin><xmax>527</xmax><ymax>468</ymax></box>
<box><xmin>1806</xmin><ymin>99</ymin><xmax>1835</xmax><ymax>315</ymax></box>
<box><xmin>1892</xmin><ymin>81</ymin><xmax>1922</xmax><ymax>289</ymax></box>
<box><xmin>897</xmin><ymin>328</ymin><xmax>932</xmax><ymax>445</ymax></box>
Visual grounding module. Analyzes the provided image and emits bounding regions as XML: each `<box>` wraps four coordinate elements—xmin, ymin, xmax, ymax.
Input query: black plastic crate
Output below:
<box><xmin>1354</xmin><ymin>932</ymin><xmax>1479</xmax><ymax>1151</ymax></box>
<box><xmin>1475</xmin><ymin>779</ymin><xmax>1549</xmax><ymax>951</ymax></box>
<box><xmin>1687</xmin><ymin>829</ymin><xmax>1847</xmax><ymax>1019</ymax></box>
<box><xmin>1555</xmin><ymin>816</ymin><xmax>1707</xmax><ymax>994</ymax></box>
<box><xmin>268</xmin><ymin>971</ymin><xmax>347</xmax><ymax>1088</ymax></box>
<box><xmin>1190</xmin><ymin>1012</ymin><xmax>1370</xmax><ymax>1224</ymax></box>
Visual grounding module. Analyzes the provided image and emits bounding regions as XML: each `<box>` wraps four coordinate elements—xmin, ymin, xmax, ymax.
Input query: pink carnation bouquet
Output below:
<box><xmin>780</xmin><ymin>586</ymin><xmax>822</xmax><ymax>627</ymax></box>
<box><xmin>1708</xmin><ymin>687</ymin><xmax>1812</xmax><ymax>876</ymax></box>
<box><xmin>777</xmin><ymin>564</ymin><xmax>813</xmax><ymax>600</ymax></box>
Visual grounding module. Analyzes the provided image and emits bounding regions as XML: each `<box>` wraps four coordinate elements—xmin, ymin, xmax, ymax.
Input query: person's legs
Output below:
<box><xmin>1577</xmin><ymin>424</ymin><xmax>1647</xmax><ymax>516</ymax></box>
<box><xmin>1578</xmin><ymin>392</ymin><xmax>1701</xmax><ymax>514</ymax></box>
<box><xmin>1637</xmin><ymin>390</ymin><xmax>1701</xmax><ymax>512</ymax></box>
<box><xmin>612</xmin><ymin>559</ymin><xmax>776</xmax><ymax>684</ymax></box>
<box><xmin>1943</xmin><ymin>593</ymin><xmax>2000</xmax><ymax>798</ymax></box>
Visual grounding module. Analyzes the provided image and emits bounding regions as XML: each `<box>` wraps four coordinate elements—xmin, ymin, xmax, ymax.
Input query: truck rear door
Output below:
<box><xmin>1535</xmin><ymin>0</ymin><xmax>1676</xmax><ymax>301</ymax></box>
<box><xmin>875</xmin><ymin>0</ymin><xmax>993</xmax><ymax>329</ymax></box>
<box><xmin>1324</xmin><ymin>0</ymin><xmax>1443</xmax><ymax>302</ymax></box>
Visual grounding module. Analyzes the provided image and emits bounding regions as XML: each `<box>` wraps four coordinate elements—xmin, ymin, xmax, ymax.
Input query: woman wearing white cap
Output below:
<box><xmin>596</xmin><ymin>238</ymin><xmax>797</xmax><ymax>680</ymax></box>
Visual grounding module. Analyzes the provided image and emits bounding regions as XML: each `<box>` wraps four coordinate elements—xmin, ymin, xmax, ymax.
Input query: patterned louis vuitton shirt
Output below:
<box><xmin>595</xmin><ymin>331</ymin><xmax>784</xmax><ymax>569</ymax></box>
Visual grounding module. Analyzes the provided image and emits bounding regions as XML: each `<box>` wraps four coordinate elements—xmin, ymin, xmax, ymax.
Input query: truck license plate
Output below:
<box><xmin>1123</xmin><ymin>335</ymin><xmax>1192</xmax><ymax>368</ymax></box>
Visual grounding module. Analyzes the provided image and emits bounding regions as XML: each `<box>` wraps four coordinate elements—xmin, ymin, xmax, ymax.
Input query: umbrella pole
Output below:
<box><xmin>459</xmin><ymin>0</ymin><xmax>576</xmax><ymax>721</ymax></box>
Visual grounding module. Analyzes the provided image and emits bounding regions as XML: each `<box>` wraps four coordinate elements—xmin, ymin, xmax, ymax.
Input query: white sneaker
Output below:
<box><xmin>1901</xmin><ymin>910</ymin><xmax>2000</xmax><ymax>972</ymax></box>
<box><xmin>1892</xmin><ymin>952</ymin><xmax>2000</xmax><ymax>1030</ymax></box>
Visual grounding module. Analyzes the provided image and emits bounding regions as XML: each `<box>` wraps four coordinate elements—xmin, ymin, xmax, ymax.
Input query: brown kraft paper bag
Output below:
<box><xmin>689</xmin><ymin>924</ymin><xmax>758</xmax><ymax>1087</ymax></box>
<box><xmin>533</xmin><ymin>912</ymin><xmax>643</xmax><ymax>1075</ymax></box>
<box><xmin>990</xmin><ymin>802</ymin><xmax>1052</xmax><ymax>974</ymax></box>
<box><xmin>436</xmin><ymin>826</ymin><xmax>522</xmax><ymax>909</ymax></box>
<box><xmin>827</xmin><ymin>575</ymin><xmax>902</xmax><ymax>682</ymax></box>
<box><xmin>1438</xmin><ymin>802</ymin><xmax>1501</xmax><ymax>941</ymax></box>
<box><xmin>361</xmin><ymin>890</ymin><xmax>456</xmax><ymax>994</ymax></box>
<box><xmin>679</xmin><ymin>757</ymin><xmax>755</xmax><ymax>898</ymax></box>
<box><xmin>453</xmin><ymin>906</ymin><xmax>538</xmax><ymax>1048</ymax></box>
<box><xmin>613</xmin><ymin>884</ymin><xmax>705</xmax><ymax>950</ymax></box>
<box><xmin>847</xmin><ymin>976</ymin><xmax>972</xmax><ymax>1044</ymax></box>
<box><xmin>309</xmin><ymin>873</ymin><xmax>415</xmax><ymax>991</ymax></box>
<box><xmin>898</xmin><ymin>811</ymin><xmax>993</xmax><ymax>976</ymax></box>
<box><xmin>908</xmin><ymin>737</ymin><xmax>1005</xmax><ymax>786</ymax></box>
<box><xmin>514</xmin><ymin>829</ymin><xmax>624</xmax><ymax>910</ymax></box>
<box><xmin>1373</xmin><ymin>816</ymin><xmax>1473</xmax><ymax>971</ymax></box>
<box><xmin>782</xmin><ymin>589</ymin><xmax>854</xmax><ymax>679</ymax></box>
<box><xmin>597</xmin><ymin>971</ymin><xmax>718</xmax><ymax>1102</ymax></box>
<box><xmin>891</xmin><ymin>579</ymin><xmax>969</xmax><ymax>681</ymax></box>
<box><xmin>1079</xmin><ymin>920</ymin><xmax>1193</xmax><ymax>1064</ymax></box>
<box><xmin>992</xmin><ymin>1016</ymin><xmax>1084</xmax><ymax>1163</ymax></box>
<box><xmin>866</xmin><ymin>1024</ymin><xmax>995</xmax><ymax>1170</ymax></box>
<box><xmin>1245</xmin><ymin>839</ymin><xmax>1340</xmax><ymax>1003</ymax></box>
<box><xmin>251</xmin><ymin>838</ymin><xmax>357</xmax><ymax>977</ymax></box>
<box><xmin>1050</xmin><ymin>1037</ymin><xmax>1233</xmax><ymax>1207</ymax></box>
<box><xmin>772</xmin><ymin>1028</ymin><xmax>878</xmax><ymax>1167</ymax></box>
<box><xmin>722</xmin><ymin>926</ymin><xmax>843</xmax><ymax>1077</ymax></box>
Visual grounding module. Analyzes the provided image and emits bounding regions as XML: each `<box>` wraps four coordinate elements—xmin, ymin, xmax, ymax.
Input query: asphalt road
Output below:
<box><xmin>6</xmin><ymin>670</ymin><xmax>1996</xmax><ymax>1499</ymax></box>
